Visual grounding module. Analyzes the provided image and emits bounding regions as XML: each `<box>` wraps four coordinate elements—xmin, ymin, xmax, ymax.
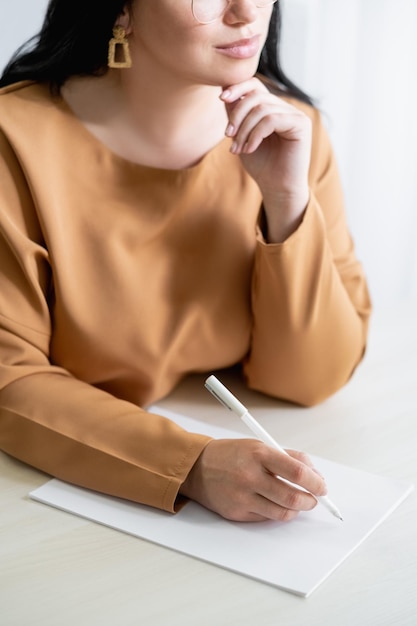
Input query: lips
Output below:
<box><xmin>215</xmin><ymin>35</ymin><xmax>261</xmax><ymax>59</ymax></box>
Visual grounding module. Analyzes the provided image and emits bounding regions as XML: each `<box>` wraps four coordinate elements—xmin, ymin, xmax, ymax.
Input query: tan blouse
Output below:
<box><xmin>0</xmin><ymin>82</ymin><xmax>371</xmax><ymax>512</ymax></box>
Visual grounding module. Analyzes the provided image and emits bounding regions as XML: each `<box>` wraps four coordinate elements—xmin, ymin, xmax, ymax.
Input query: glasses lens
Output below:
<box><xmin>192</xmin><ymin>0</ymin><xmax>277</xmax><ymax>25</ymax></box>
<box><xmin>192</xmin><ymin>0</ymin><xmax>228</xmax><ymax>24</ymax></box>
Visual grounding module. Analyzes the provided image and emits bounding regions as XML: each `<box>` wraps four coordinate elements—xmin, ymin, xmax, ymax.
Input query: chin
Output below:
<box><xmin>210</xmin><ymin>60</ymin><xmax>261</xmax><ymax>87</ymax></box>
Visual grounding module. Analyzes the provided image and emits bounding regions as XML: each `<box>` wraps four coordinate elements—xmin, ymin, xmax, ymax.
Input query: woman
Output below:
<box><xmin>0</xmin><ymin>0</ymin><xmax>371</xmax><ymax>522</ymax></box>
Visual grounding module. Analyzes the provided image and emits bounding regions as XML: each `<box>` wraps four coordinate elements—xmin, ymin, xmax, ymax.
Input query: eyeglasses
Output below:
<box><xmin>191</xmin><ymin>0</ymin><xmax>278</xmax><ymax>25</ymax></box>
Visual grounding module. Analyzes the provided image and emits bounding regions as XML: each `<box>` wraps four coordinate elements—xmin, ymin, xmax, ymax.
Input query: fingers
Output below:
<box><xmin>259</xmin><ymin>446</ymin><xmax>328</xmax><ymax>498</ymax></box>
<box><xmin>180</xmin><ymin>439</ymin><xmax>327</xmax><ymax>523</ymax></box>
<box><xmin>220</xmin><ymin>79</ymin><xmax>311</xmax><ymax>155</ymax></box>
<box><xmin>251</xmin><ymin>445</ymin><xmax>327</xmax><ymax>520</ymax></box>
<box><xmin>221</xmin><ymin>77</ymin><xmax>270</xmax><ymax>102</ymax></box>
<box><xmin>226</xmin><ymin>101</ymin><xmax>309</xmax><ymax>156</ymax></box>
<box><xmin>286</xmin><ymin>449</ymin><xmax>326</xmax><ymax>481</ymax></box>
<box><xmin>240</xmin><ymin>493</ymin><xmax>301</xmax><ymax>523</ymax></box>
<box><xmin>229</xmin><ymin>105</ymin><xmax>289</xmax><ymax>155</ymax></box>
<box><xmin>254</xmin><ymin>478</ymin><xmax>316</xmax><ymax>522</ymax></box>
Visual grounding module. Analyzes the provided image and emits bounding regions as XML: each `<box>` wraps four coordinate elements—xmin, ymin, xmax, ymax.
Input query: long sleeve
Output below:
<box><xmin>244</xmin><ymin>106</ymin><xmax>371</xmax><ymax>405</ymax></box>
<box><xmin>0</xmin><ymin>128</ymin><xmax>211</xmax><ymax>512</ymax></box>
<box><xmin>0</xmin><ymin>375</ymin><xmax>210</xmax><ymax>511</ymax></box>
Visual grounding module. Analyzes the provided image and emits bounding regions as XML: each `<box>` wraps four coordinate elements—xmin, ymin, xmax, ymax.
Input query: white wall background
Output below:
<box><xmin>1</xmin><ymin>0</ymin><xmax>416</xmax><ymax>309</ymax></box>
<box><xmin>280</xmin><ymin>0</ymin><xmax>417</xmax><ymax>309</ymax></box>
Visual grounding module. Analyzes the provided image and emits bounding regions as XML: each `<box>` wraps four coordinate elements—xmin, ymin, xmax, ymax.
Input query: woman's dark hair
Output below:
<box><xmin>0</xmin><ymin>0</ymin><xmax>133</xmax><ymax>91</ymax></box>
<box><xmin>0</xmin><ymin>0</ymin><xmax>313</xmax><ymax>105</ymax></box>
<box><xmin>258</xmin><ymin>4</ymin><xmax>313</xmax><ymax>105</ymax></box>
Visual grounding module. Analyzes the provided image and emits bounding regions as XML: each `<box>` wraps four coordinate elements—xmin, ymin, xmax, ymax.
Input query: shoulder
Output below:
<box><xmin>0</xmin><ymin>81</ymin><xmax>76</xmax><ymax>167</ymax></box>
<box><xmin>0</xmin><ymin>81</ymin><xmax>60</xmax><ymax>127</ymax></box>
<box><xmin>0</xmin><ymin>80</ymin><xmax>48</xmax><ymax>103</ymax></box>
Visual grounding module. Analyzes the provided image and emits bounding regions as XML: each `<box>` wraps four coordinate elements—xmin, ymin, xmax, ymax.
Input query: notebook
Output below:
<box><xmin>29</xmin><ymin>406</ymin><xmax>414</xmax><ymax>597</ymax></box>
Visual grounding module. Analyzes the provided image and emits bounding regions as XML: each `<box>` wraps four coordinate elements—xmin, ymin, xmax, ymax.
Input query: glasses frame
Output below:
<box><xmin>191</xmin><ymin>0</ymin><xmax>278</xmax><ymax>25</ymax></box>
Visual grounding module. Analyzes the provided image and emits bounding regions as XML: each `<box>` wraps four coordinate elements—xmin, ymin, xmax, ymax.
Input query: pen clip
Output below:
<box><xmin>204</xmin><ymin>381</ymin><xmax>233</xmax><ymax>412</ymax></box>
<box><xmin>204</xmin><ymin>375</ymin><xmax>248</xmax><ymax>417</ymax></box>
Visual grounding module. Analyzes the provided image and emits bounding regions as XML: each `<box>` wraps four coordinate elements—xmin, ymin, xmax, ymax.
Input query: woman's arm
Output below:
<box><xmin>0</xmin><ymin>131</ymin><xmax>211</xmax><ymax>512</ymax></box>
<box><xmin>222</xmin><ymin>79</ymin><xmax>371</xmax><ymax>405</ymax></box>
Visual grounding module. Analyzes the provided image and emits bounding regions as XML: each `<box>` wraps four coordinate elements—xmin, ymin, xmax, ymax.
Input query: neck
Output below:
<box><xmin>117</xmin><ymin>67</ymin><xmax>226</xmax><ymax>146</ymax></box>
<box><xmin>62</xmin><ymin>67</ymin><xmax>228</xmax><ymax>168</ymax></box>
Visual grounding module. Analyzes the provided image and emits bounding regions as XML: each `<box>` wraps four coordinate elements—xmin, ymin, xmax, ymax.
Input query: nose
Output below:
<box><xmin>223</xmin><ymin>0</ymin><xmax>258</xmax><ymax>25</ymax></box>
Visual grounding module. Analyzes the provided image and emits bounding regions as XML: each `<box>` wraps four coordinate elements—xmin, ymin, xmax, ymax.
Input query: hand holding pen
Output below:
<box><xmin>180</xmin><ymin>377</ymin><xmax>336</xmax><ymax>523</ymax></box>
<box><xmin>205</xmin><ymin>376</ymin><xmax>343</xmax><ymax>521</ymax></box>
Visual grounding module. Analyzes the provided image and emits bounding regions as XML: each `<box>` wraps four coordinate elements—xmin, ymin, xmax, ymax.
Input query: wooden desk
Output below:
<box><xmin>1</xmin><ymin>305</ymin><xmax>416</xmax><ymax>626</ymax></box>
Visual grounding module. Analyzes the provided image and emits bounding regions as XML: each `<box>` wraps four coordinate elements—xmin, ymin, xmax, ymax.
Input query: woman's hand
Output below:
<box><xmin>179</xmin><ymin>438</ymin><xmax>327</xmax><ymax>522</ymax></box>
<box><xmin>220</xmin><ymin>77</ymin><xmax>313</xmax><ymax>242</ymax></box>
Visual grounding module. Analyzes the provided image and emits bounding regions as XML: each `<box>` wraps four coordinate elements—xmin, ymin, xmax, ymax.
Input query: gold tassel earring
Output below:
<box><xmin>108</xmin><ymin>25</ymin><xmax>132</xmax><ymax>69</ymax></box>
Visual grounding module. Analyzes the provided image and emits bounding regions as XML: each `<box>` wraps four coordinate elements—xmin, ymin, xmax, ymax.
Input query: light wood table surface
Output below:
<box><xmin>1</xmin><ymin>304</ymin><xmax>416</xmax><ymax>626</ymax></box>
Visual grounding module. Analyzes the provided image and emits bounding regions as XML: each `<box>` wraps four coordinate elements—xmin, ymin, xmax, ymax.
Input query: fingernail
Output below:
<box><xmin>221</xmin><ymin>89</ymin><xmax>231</xmax><ymax>100</ymax></box>
<box><xmin>230</xmin><ymin>141</ymin><xmax>239</xmax><ymax>154</ymax></box>
<box><xmin>225</xmin><ymin>123</ymin><xmax>235</xmax><ymax>137</ymax></box>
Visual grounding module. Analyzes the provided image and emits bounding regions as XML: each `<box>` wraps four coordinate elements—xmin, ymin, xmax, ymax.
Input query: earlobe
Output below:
<box><xmin>115</xmin><ymin>7</ymin><xmax>133</xmax><ymax>36</ymax></box>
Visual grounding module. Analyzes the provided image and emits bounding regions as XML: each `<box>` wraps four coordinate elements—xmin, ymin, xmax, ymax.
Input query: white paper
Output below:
<box><xmin>29</xmin><ymin>406</ymin><xmax>414</xmax><ymax>597</ymax></box>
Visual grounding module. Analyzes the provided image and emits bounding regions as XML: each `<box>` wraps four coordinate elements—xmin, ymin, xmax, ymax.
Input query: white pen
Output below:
<box><xmin>204</xmin><ymin>375</ymin><xmax>344</xmax><ymax>522</ymax></box>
